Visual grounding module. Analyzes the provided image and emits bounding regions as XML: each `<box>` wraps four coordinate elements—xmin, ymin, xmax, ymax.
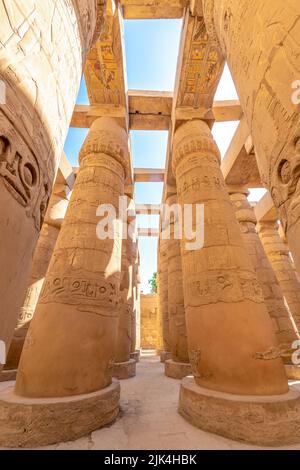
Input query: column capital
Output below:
<box><xmin>172</xmin><ymin>120</ymin><xmax>220</xmax><ymax>175</ymax></box>
<box><xmin>79</xmin><ymin>117</ymin><xmax>130</xmax><ymax>176</ymax></box>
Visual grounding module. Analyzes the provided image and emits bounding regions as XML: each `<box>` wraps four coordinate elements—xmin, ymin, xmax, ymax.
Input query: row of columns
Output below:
<box><xmin>0</xmin><ymin>117</ymin><xmax>141</xmax><ymax>447</ymax></box>
<box><xmin>0</xmin><ymin>0</ymin><xmax>104</xmax><ymax>375</ymax></box>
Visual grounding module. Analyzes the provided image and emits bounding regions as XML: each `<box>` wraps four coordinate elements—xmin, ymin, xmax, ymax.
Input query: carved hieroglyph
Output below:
<box><xmin>15</xmin><ymin>118</ymin><xmax>129</xmax><ymax>398</ymax></box>
<box><xmin>165</xmin><ymin>194</ymin><xmax>189</xmax><ymax>364</ymax></box>
<box><xmin>0</xmin><ymin>0</ymin><xmax>104</xmax><ymax>372</ymax></box>
<box><xmin>173</xmin><ymin>120</ymin><xmax>288</xmax><ymax>396</ymax></box>
<box><xmin>5</xmin><ymin>184</ymin><xmax>71</xmax><ymax>371</ymax></box>
<box><xmin>157</xmin><ymin>237</ymin><xmax>171</xmax><ymax>353</ymax></box>
<box><xmin>85</xmin><ymin>2</ymin><xmax>126</xmax><ymax>108</ymax></box>
<box><xmin>176</xmin><ymin>14</ymin><xmax>224</xmax><ymax>112</ymax></box>
<box><xmin>258</xmin><ymin>220</ymin><xmax>300</xmax><ymax>331</ymax></box>
<box><xmin>202</xmin><ymin>0</ymin><xmax>300</xmax><ymax>276</ymax></box>
<box><xmin>229</xmin><ymin>189</ymin><xmax>299</xmax><ymax>363</ymax></box>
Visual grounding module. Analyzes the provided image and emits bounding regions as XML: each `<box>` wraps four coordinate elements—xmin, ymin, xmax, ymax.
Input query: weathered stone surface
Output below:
<box><xmin>141</xmin><ymin>294</ymin><xmax>159</xmax><ymax>349</ymax></box>
<box><xmin>258</xmin><ymin>220</ymin><xmax>300</xmax><ymax>331</ymax></box>
<box><xmin>202</xmin><ymin>0</ymin><xmax>300</xmax><ymax>277</ymax></box>
<box><xmin>160</xmin><ymin>350</ymin><xmax>172</xmax><ymax>363</ymax></box>
<box><xmin>173</xmin><ymin>120</ymin><xmax>288</xmax><ymax>396</ymax></box>
<box><xmin>157</xmin><ymin>238</ymin><xmax>171</xmax><ymax>352</ymax></box>
<box><xmin>229</xmin><ymin>189</ymin><xmax>299</xmax><ymax>365</ymax></box>
<box><xmin>0</xmin><ymin>370</ymin><xmax>17</xmax><ymax>383</ymax></box>
<box><xmin>0</xmin><ymin>381</ymin><xmax>120</xmax><ymax>448</ymax></box>
<box><xmin>165</xmin><ymin>194</ymin><xmax>189</xmax><ymax>364</ymax></box>
<box><xmin>165</xmin><ymin>359</ymin><xmax>192</xmax><ymax>380</ymax></box>
<box><xmin>15</xmin><ymin>117</ymin><xmax>128</xmax><ymax>399</ymax></box>
<box><xmin>113</xmin><ymin>359</ymin><xmax>136</xmax><ymax>380</ymax></box>
<box><xmin>130</xmin><ymin>350</ymin><xmax>141</xmax><ymax>363</ymax></box>
<box><xmin>115</xmin><ymin>210</ymin><xmax>134</xmax><ymax>365</ymax></box>
<box><xmin>179</xmin><ymin>377</ymin><xmax>300</xmax><ymax>446</ymax></box>
<box><xmin>5</xmin><ymin>182</ymin><xmax>71</xmax><ymax>371</ymax></box>
<box><xmin>0</xmin><ymin>0</ymin><xmax>104</xmax><ymax>373</ymax></box>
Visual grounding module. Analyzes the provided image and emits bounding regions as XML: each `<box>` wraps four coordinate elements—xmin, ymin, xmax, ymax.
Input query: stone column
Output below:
<box><xmin>202</xmin><ymin>0</ymin><xmax>300</xmax><ymax>277</ymax></box>
<box><xmin>113</xmin><ymin>206</ymin><xmax>136</xmax><ymax>380</ymax></box>
<box><xmin>0</xmin><ymin>0</ymin><xmax>104</xmax><ymax>372</ymax></box>
<box><xmin>164</xmin><ymin>194</ymin><xmax>191</xmax><ymax>379</ymax></box>
<box><xmin>0</xmin><ymin>118</ymin><xmax>127</xmax><ymax>448</ymax></box>
<box><xmin>3</xmin><ymin>183</ymin><xmax>71</xmax><ymax>376</ymax></box>
<box><xmin>258</xmin><ymin>220</ymin><xmax>300</xmax><ymax>330</ymax></box>
<box><xmin>174</xmin><ymin>120</ymin><xmax>300</xmax><ymax>447</ymax></box>
<box><xmin>229</xmin><ymin>188</ymin><xmax>300</xmax><ymax>379</ymax></box>
<box><xmin>130</xmin><ymin>238</ymin><xmax>141</xmax><ymax>362</ymax></box>
<box><xmin>157</xmin><ymin>237</ymin><xmax>171</xmax><ymax>362</ymax></box>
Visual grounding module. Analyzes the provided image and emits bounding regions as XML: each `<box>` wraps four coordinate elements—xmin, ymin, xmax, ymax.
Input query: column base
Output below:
<box><xmin>285</xmin><ymin>364</ymin><xmax>300</xmax><ymax>380</ymax></box>
<box><xmin>160</xmin><ymin>350</ymin><xmax>172</xmax><ymax>363</ymax></box>
<box><xmin>179</xmin><ymin>377</ymin><xmax>300</xmax><ymax>446</ymax></box>
<box><xmin>165</xmin><ymin>359</ymin><xmax>192</xmax><ymax>379</ymax></box>
<box><xmin>0</xmin><ymin>380</ymin><xmax>120</xmax><ymax>448</ymax></box>
<box><xmin>0</xmin><ymin>370</ymin><xmax>17</xmax><ymax>382</ymax></box>
<box><xmin>130</xmin><ymin>350</ymin><xmax>141</xmax><ymax>362</ymax></box>
<box><xmin>113</xmin><ymin>359</ymin><xmax>136</xmax><ymax>380</ymax></box>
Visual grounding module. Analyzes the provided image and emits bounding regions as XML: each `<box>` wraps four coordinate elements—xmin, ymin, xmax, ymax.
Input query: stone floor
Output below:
<box><xmin>1</xmin><ymin>351</ymin><xmax>300</xmax><ymax>450</ymax></box>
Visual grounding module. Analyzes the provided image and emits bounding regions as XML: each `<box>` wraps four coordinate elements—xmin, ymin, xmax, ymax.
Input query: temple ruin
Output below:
<box><xmin>0</xmin><ymin>0</ymin><xmax>300</xmax><ymax>450</ymax></box>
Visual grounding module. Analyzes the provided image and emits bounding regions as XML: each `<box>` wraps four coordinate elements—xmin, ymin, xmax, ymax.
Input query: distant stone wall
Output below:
<box><xmin>141</xmin><ymin>294</ymin><xmax>159</xmax><ymax>349</ymax></box>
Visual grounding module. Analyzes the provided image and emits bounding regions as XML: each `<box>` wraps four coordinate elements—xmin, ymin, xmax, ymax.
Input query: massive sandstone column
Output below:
<box><xmin>174</xmin><ymin>120</ymin><xmax>300</xmax><ymax>446</ymax></box>
<box><xmin>202</xmin><ymin>0</ymin><xmax>300</xmax><ymax>277</ymax></box>
<box><xmin>135</xmin><ymin>246</ymin><xmax>142</xmax><ymax>353</ymax></box>
<box><xmin>113</xmin><ymin>210</ymin><xmax>136</xmax><ymax>380</ymax></box>
<box><xmin>157</xmin><ymin>237</ymin><xmax>171</xmax><ymax>362</ymax></box>
<box><xmin>0</xmin><ymin>0</ymin><xmax>105</xmax><ymax>370</ymax></box>
<box><xmin>258</xmin><ymin>220</ymin><xmax>300</xmax><ymax>330</ymax></box>
<box><xmin>164</xmin><ymin>194</ymin><xmax>191</xmax><ymax>379</ymax></box>
<box><xmin>130</xmin><ymin>237</ymin><xmax>141</xmax><ymax>362</ymax></box>
<box><xmin>4</xmin><ymin>183</ymin><xmax>71</xmax><ymax>375</ymax></box>
<box><xmin>0</xmin><ymin>118</ymin><xmax>127</xmax><ymax>447</ymax></box>
<box><xmin>229</xmin><ymin>188</ymin><xmax>300</xmax><ymax>377</ymax></box>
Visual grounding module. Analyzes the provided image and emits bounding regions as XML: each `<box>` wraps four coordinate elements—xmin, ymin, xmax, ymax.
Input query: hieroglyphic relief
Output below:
<box><xmin>39</xmin><ymin>275</ymin><xmax>119</xmax><ymax>312</ymax></box>
<box><xmin>0</xmin><ymin>132</ymin><xmax>50</xmax><ymax>230</ymax></box>
<box><xmin>177</xmin><ymin>15</ymin><xmax>224</xmax><ymax>110</ymax></box>
<box><xmin>84</xmin><ymin>5</ymin><xmax>126</xmax><ymax>107</ymax></box>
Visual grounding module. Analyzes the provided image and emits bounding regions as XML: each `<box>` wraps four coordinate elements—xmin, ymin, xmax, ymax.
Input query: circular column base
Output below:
<box><xmin>0</xmin><ymin>380</ymin><xmax>120</xmax><ymax>448</ymax></box>
<box><xmin>179</xmin><ymin>377</ymin><xmax>300</xmax><ymax>446</ymax></box>
<box><xmin>0</xmin><ymin>370</ymin><xmax>17</xmax><ymax>382</ymax></box>
<box><xmin>285</xmin><ymin>364</ymin><xmax>300</xmax><ymax>380</ymax></box>
<box><xmin>160</xmin><ymin>350</ymin><xmax>172</xmax><ymax>363</ymax></box>
<box><xmin>165</xmin><ymin>359</ymin><xmax>192</xmax><ymax>379</ymax></box>
<box><xmin>113</xmin><ymin>359</ymin><xmax>136</xmax><ymax>380</ymax></box>
<box><xmin>130</xmin><ymin>350</ymin><xmax>141</xmax><ymax>362</ymax></box>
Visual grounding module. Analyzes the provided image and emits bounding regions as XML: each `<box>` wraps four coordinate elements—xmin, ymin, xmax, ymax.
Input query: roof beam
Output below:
<box><xmin>254</xmin><ymin>191</ymin><xmax>278</xmax><ymax>223</ymax></box>
<box><xmin>134</xmin><ymin>168</ymin><xmax>165</xmax><ymax>183</ymax></box>
<box><xmin>136</xmin><ymin>204</ymin><xmax>161</xmax><ymax>215</ymax></box>
<box><xmin>138</xmin><ymin>228</ymin><xmax>160</xmax><ymax>237</ymax></box>
<box><xmin>70</xmin><ymin>99</ymin><xmax>241</xmax><ymax>129</ymax></box>
<box><xmin>120</xmin><ymin>0</ymin><xmax>188</xmax><ymax>19</ymax></box>
<box><xmin>221</xmin><ymin>116</ymin><xmax>263</xmax><ymax>188</ymax></box>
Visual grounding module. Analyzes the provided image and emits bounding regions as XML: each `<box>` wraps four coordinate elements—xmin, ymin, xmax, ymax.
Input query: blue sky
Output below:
<box><xmin>64</xmin><ymin>19</ymin><xmax>266</xmax><ymax>293</ymax></box>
